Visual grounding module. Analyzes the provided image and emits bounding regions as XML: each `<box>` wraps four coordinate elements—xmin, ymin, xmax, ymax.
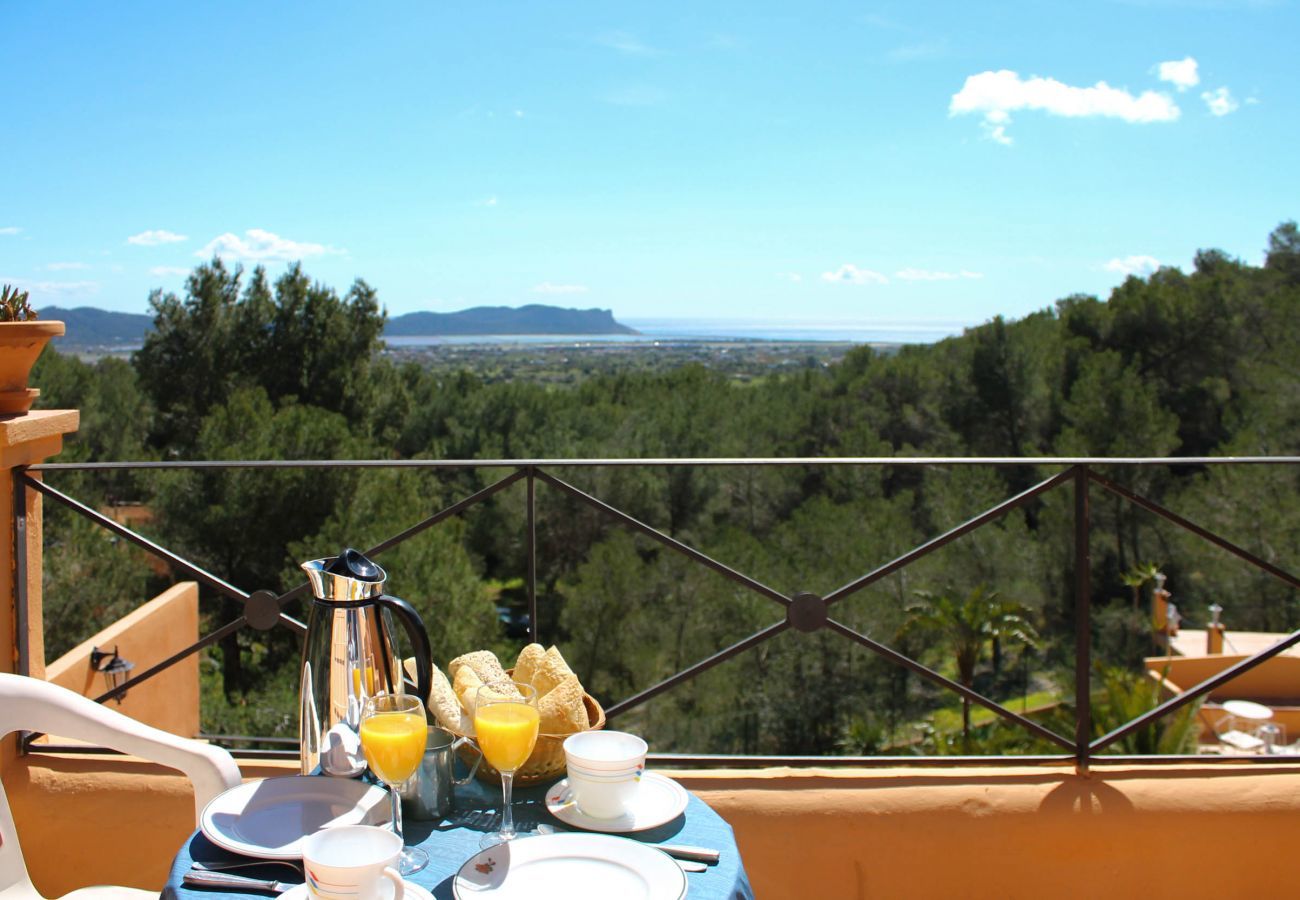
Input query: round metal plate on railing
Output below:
<box><xmin>787</xmin><ymin>592</ymin><xmax>827</xmax><ymax>632</ymax></box>
<box><xmin>245</xmin><ymin>590</ymin><xmax>285</xmax><ymax>631</ymax></box>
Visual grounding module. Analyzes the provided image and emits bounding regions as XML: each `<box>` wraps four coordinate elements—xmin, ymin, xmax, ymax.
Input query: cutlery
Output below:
<box><xmin>182</xmin><ymin>870</ymin><xmax>299</xmax><ymax>894</ymax></box>
<box><xmin>657</xmin><ymin>843</ymin><xmax>721</xmax><ymax>865</ymax></box>
<box><xmin>675</xmin><ymin>859</ymin><xmax>708</xmax><ymax>873</ymax></box>
<box><xmin>192</xmin><ymin>859</ymin><xmax>304</xmax><ymax>876</ymax></box>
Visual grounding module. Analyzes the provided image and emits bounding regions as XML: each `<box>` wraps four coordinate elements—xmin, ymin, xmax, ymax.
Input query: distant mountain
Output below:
<box><xmin>38</xmin><ymin>303</ymin><xmax>638</xmax><ymax>348</ymax></box>
<box><xmin>37</xmin><ymin>306</ymin><xmax>154</xmax><ymax>347</ymax></box>
<box><xmin>385</xmin><ymin>305</ymin><xmax>638</xmax><ymax>336</ymax></box>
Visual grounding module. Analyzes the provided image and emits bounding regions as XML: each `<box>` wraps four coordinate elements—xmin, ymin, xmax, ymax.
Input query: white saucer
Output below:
<box><xmin>281</xmin><ymin>879</ymin><xmax>433</xmax><ymax>900</ymax></box>
<box><xmin>545</xmin><ymin>771</ymin><xmax>689</xmax><ymax>833</ymax></box>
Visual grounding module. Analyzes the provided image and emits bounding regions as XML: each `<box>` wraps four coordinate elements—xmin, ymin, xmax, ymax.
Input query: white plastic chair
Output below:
<box><xmin>0</xmin><ymin>673</ymin><xmax>242</xmax><ymax>899</ymax></box>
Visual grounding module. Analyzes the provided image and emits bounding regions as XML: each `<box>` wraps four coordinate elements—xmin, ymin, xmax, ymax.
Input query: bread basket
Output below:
<box><xmin>452</xmin><ymin>692</ymin><xmax>605</xmax><ymax>786</ymax></box>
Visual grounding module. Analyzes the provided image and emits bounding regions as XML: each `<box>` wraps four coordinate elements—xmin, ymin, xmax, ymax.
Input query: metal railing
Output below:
<box><xmin>14</xmin><ymin>456</ymin><xmax>1300</xmax><ymax>768</ymax></box>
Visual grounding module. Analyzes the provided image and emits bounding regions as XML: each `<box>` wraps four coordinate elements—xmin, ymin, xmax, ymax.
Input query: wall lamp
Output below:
<box><xmin>90</xmin><ymin>645</ymin><xmax>134</xmax><ymax>702</ymax></box>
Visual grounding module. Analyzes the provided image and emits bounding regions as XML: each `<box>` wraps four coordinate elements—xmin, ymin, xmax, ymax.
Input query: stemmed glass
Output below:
<box><xmin>360</xmin><ymin>692</ymin><xmax>429</xmax><ymax>875</ymax></box>
<box><xmin>474</xmin><ymin>681</ymin><xmax>540</xmax><ymax>849</ymax></box>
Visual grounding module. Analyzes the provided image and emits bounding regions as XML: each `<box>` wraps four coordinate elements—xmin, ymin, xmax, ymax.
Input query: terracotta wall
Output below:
<box><xmin>44</xmin><ymin>581</ymin><xmax>201</xmax><ymax>737</ymax></box>
<box><xmin>6</xmin><ymin>759</ymin><xmax>1300</xmax><ymax>897</ymax></box>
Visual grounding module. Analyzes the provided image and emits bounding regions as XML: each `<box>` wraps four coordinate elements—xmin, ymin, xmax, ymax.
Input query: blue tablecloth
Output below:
<box><xmin>163</xmin><ymin>774</ymin><xmax>754</xmax><ymax>899</ymax></box>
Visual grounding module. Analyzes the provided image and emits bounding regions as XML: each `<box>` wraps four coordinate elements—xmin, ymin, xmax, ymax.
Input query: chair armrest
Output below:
<box><xmin>0</xmin><ymin>674</ymin><xmax>241</xmax><ymax>822</ymax></box>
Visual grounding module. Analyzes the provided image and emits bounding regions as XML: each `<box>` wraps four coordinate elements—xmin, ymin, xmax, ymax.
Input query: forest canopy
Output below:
<box><xmin>32</xmin><ymin>222</ymin><xmax>1300</xmax><ymax>755</ymax></box>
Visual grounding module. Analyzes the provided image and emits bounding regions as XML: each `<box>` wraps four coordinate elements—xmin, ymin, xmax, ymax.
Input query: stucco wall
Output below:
<box><xmin>45</xmin><ymin>581</ymin><xmax>201</xmax><ymax>737</ymax></box>
<box><xmin>5</xmin><ymin>758</ymin><xmax>1300</xmax><ymax>898</ymax></box>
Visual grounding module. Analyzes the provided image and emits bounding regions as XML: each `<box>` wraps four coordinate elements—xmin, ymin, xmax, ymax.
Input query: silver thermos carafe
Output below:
<box><xmin>299</xmin><ymin>548</ymin><xmax>432</xmax><ymax>775</ymax></box>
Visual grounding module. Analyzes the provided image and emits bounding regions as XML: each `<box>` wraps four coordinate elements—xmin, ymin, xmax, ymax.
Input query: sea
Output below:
<box><xmin>383</xmin><ymin>318</ymin><xmax>969</xmax><ymax>348</ymax></box>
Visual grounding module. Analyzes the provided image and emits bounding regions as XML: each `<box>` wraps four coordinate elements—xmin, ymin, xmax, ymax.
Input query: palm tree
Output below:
<box><xmin>902</xmin><ymin>585</ymin><xmax>1039</xmax><ymax>743</ymax></box>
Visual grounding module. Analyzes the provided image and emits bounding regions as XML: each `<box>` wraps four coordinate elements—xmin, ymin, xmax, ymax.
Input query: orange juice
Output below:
<box><xmin>359</xmin><ymin>711</ymin><xmax>426</xmax><ymax>784</ymax></box>
<box><xmin>475</xmin><ymin>702</ymin><xmax>540</xmax><ymax>772</ymax></box>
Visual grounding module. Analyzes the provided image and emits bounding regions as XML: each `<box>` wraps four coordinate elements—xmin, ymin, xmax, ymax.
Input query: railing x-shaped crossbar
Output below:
<box><xmin>14</xmin><ymin>456</ymin><xmax>1300</xmax><ymax>767</ymax></box>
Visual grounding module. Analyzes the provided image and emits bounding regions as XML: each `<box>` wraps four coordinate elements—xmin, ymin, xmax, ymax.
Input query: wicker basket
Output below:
<box><xmin>453</xmin><ymin>692</ymin><xmax>606</xmax><ymax>786</ymax></box>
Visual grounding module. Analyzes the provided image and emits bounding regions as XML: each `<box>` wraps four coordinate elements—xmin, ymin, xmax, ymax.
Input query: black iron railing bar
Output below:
<box><xmin>535</xmin><ymin>468</ymin><xmax>792</xmax><ymax>607</ymax></box>
<box><xmin>823</xmin><ymin>467</ymin><xmax>1077</xmax><ymax>607</ymax></box>
<box><xmin>20</xmin><ymin>615</ymin><xmax>251</xmax><ymax>747</ymax></box>
<box><xmin>27</xmin><ymin>456</ymin><xmax>1300</xmax><ymax>472</ymax></box>
<box><xmin>647</xmin><ymin>752</ymin><xmax>1298</xmax><ymax>767</ymax></box>
<box><xmin>1091</xmin><ymin>625</ymin><xmax>1300</xmax><ymax>753</ymax></box>
<box><xmin>527</xmin><ymin>467</ymin><xmax>538</xmax><ymax>645</ymax></box>
<box><xmin>22</xmin><ymin>472</ymin><xmax>252</xmax><ymax>605</ymax></box>
<box><xmin>1088</xmin><ymin>470</ymin><xmax>1300</xmax><ymax>592</ymax></box>
<box><xmin>89</xmin><ymin>615</ymin><xmax>249</xmax><ymax>705</ymax></box>
<box><xmin>365</xmin><ymin>468</ymin><xmax>527</xmax><ymax>558</ymax></box>
<box><xmin>14</xmin><ymin>470</ymin><xmax>31</xmax><ymax>679</ymax></box>
<box><xmin>823</xmin><ymin>618</ymin><xmax>1075</xmax><ymax>751</ymax></box>
<box><xmin>1074</xmin><ymin>466</ymin><xmax>1092</xmax><ymax>769</ymax></box>
<box><xmin>604</xmin><ymin>621</ymin><xmax>791</xmax><ymax>718</ymax></box>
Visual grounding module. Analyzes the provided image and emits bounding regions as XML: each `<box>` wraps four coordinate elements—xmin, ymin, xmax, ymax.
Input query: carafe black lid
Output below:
<box><xmin>324</xmin><ymin>547</ymin><xmax>382</xmax><ymax>581</ymax></box>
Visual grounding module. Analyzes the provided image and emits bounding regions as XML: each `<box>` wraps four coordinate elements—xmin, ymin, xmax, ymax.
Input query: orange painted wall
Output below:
<box><xmin>6</xmin><ymin>758</ymin><xmax>1300</xmax><ymax>897</ymax></box>
<box><xmin>45</xmin><ymin>581</ymin><xmax>201</xmax><ymax>737</ymax></box>
<box><xmin>1149</xmin><ymin>653</ymin><xmax>1300</xmax><ymax>703</ymax></box>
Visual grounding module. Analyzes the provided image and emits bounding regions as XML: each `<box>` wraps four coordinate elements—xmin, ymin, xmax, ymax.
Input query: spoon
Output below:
<box><xmin>192</xmin><ymin>858</ymin><xmax>304</xmax><ymax>876</ymax></box>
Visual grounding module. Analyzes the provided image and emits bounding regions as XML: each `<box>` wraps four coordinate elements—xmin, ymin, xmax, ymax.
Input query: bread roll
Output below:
<box><xmin>531</xmin><ymin>645</ymin><xmax>576</xmax><ymax>698</ymax></box>
<box><xmin>449</xmin><ymin>649</ymin><xmax>510</xmax><ymax>686</ymax></box>
<box><xmin>514</xmin><ymin>643</ymin><xmax>546</xmax><ymax>687</ymax></box>
<box><xmin>537</xmin><ymin>673</ymin><xmax>589</xmax><ymax>734</ymax></box>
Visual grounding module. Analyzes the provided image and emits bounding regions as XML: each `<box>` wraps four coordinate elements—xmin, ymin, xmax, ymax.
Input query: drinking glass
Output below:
<box><xmin>360</xmin><ymin>692</ymin><xmax>429</xmax><ymax>874</ymax></box>
<box><xmin>474</xmin><ymin>681</ymin><xmax>540</xmax><ymax>848</ymax></box>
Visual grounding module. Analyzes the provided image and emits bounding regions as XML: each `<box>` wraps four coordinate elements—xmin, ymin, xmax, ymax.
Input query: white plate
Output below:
<box><xmin>281</xmin><ymin>879</ymin><xmax>432</xmax><ymax>900</ymax></box>
<box><xmin>545</xmin><ymin>772</ymin><xmax>689</xmax><ymax>833</ymax></box>
<box><xmin>199</xmin><ymin>776</ymin><xmax>389</xmax><ymax>859</ymax></box>
<box><xmin>453</xmin><ymin>833</ymin><xmax>687</xmax><ymax>899</ymax></box>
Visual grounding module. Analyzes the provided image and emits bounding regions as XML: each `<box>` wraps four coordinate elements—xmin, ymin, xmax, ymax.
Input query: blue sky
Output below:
<box><xmin>2</xmin><ymin>1</ymin><xmax>1296</xmax><ymax>328</ymax></box>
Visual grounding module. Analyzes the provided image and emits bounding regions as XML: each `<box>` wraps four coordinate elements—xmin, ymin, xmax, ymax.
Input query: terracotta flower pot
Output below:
<box><xmin>0</xmin><ymin>320</ymin><xmax>65</xmax><ymax>415</ymax></box>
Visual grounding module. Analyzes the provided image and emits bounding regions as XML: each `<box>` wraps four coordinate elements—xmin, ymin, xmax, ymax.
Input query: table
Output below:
<box><xmin>162</xmin><ymin>774</ymin><xmax>754</xmax><ymax>899</ymax></box>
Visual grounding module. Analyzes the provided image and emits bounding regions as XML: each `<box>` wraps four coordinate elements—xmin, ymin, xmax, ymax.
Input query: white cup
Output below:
<box><xmin>563</xmin><ymin>731</ymin><xmax>647</xmax><ymax>819</ymax></box>
<box><xmin>302</xmin><ymin>825</ymin><xmax>405</xmax><ymax>900</ymax></box>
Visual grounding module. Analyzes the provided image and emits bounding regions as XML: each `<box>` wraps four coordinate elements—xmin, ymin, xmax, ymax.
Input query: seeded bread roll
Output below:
<box><xmin>405</xmin><ymin>657</ymin><xmax>467</xmax><ymax>733</ymax></box>
<box><xmin>449</xmin><ymin>649</ymin><xmax>511</xmax><ymax>687</ymax></box>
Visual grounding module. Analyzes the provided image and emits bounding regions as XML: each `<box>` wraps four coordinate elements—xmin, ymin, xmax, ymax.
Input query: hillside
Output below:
<box><xmin>36</xmin><ymin>302</ymin><xmax>638</xmax><ymax>346</ymax></box>
<box><xmin>385</xmin><ymin>305</ymin><xmax>638</xmax><ymax>336</ymax></box>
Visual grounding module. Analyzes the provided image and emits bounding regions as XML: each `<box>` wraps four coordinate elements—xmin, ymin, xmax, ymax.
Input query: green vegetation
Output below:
<box><xmin>31</xmin><ymin>220</ymin><xmax>1300</xmax><ymax>754</ymax></box>
<box><xmin>1</xmin><ymin>284</ymin><xmax>37</xmax><ymax>321</ymax></box>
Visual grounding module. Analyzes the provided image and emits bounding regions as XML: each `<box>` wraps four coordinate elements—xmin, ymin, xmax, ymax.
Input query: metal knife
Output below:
<box><xmin>182</xmin><ymin>870</ymin><xmax>298</xmax><ymax>894</ymax></box>
<box><xmin>657</xmin><ymin>843</ymin><xmax>721</xmax><ymax>864</ymax></box>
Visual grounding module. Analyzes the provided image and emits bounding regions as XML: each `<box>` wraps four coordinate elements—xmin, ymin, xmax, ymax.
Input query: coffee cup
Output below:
<box><xmin>562</xmin><ymin>731</ymin><xmax>647</xmax><ymax>819</ymax></box>
<box><xmin>302</xmin><ymin>825</ymin><xmax>404</xmax><ymax>900</ymax></box>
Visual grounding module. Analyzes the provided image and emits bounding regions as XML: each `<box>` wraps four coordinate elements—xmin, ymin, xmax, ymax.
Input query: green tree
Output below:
<box><xmin>902</xmin><ymin>585</ymin><xmax>1039</xmax><ymax>742</ymax></box>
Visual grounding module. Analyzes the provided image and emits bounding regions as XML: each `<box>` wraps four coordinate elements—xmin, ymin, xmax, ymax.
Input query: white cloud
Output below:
<box><xmin>196</xmin><ymin>229</ymin><xmax>344</xmax><ymax>262</ymax></box>
<box><xmin>127</xmin><ymin>229</ymin><xmax>188</xmax><ymax>246</ymax></box>
<box><xmin>150</xmin><ymin>266</ymin><xmax>191</xmax><ymax>277</ymax></box>
<box><xmin>1104</xmin><ymin>255</ymin><xmax>1161</xmax><ymax>276</ymax></box>
<box><xmin>532</xmin><ymin>282</ymin><xmax>589</xmax><ymax>295</ymax></box>
<box><xmin>778</xmin><ymin>272</ymin><xmax>803</xmax><ymax>283</ymax></box>
<box><xmin>0</xmin><ymin>226</ymin><xmax>20</xmax><ymax>236</ymax></box>
<box><xmin>821</xmin><ymin>264</ymin><xmax>889</xmax><ymax>285</ymax></box>
<box><xmin>595</xmin><ymin>31</ymin><xmax>661</xmax><ymax>57</ymax></box>
<box><xmin>479</xmin><ymin>196</ymin><xmax>499</xmax><ymax>207</ymax></box>
<box><xmin>1156</xmin><ymin>57</ymin><xmax>1200</xmax><ymax>91</ymax></box>
<box><xmin>1202</xmin><ymin>86</ymin><xmax>1239</xmax><ymax>116</ymax></box>
<box><xmin>46</xmin><ymin>262</ymin><xmax>88</xmax><ymax>271</ymax></box>
<box><xmin>895</xmin><ymin>268</ymin><xmax>984</xmax><ymax>281</ymax></box>
<box><xmin>3</xmin><ymin>278</ymin><xmax>100</xmax><ymax>297</ymax></box>
<box><xmin>886</xmin><ymin>40</ymin><xmax>949</xmax><ymax>63</ymax></box>
<box><xmin>951</xmin><ymin>69</ymin><xmax>1180</xmax><ymax>145</ymax></box>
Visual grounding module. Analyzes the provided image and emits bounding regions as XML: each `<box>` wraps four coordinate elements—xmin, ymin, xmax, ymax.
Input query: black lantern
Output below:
<box><xmin>90</xmin><ymin>645</ymin><xmax>134</xmax><ymax>702</ymax></box>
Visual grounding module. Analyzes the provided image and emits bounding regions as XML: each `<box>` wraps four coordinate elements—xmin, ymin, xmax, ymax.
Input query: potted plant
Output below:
<box><xmin>0</xmin><ymin>284</ymin><xmax>65</xmax><ymax>415</ymax></box>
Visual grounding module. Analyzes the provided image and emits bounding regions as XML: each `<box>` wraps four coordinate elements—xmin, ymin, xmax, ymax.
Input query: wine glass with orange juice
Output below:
<box><xmin>474</xmin><ymin>681</ymin><xmax>540</xmax><ymax>848</ymax></box>
<box><xmin>360</xmin><ymin>692</ymin><xmax>429</xmax><ymax>874</ymax></box>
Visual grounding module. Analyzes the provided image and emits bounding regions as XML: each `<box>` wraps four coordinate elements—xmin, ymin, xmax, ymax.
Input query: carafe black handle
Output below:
<box><xmin>377</xmin><ymin>594</ymin><xmax>432</xmax><ymax>708</ymax></box>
